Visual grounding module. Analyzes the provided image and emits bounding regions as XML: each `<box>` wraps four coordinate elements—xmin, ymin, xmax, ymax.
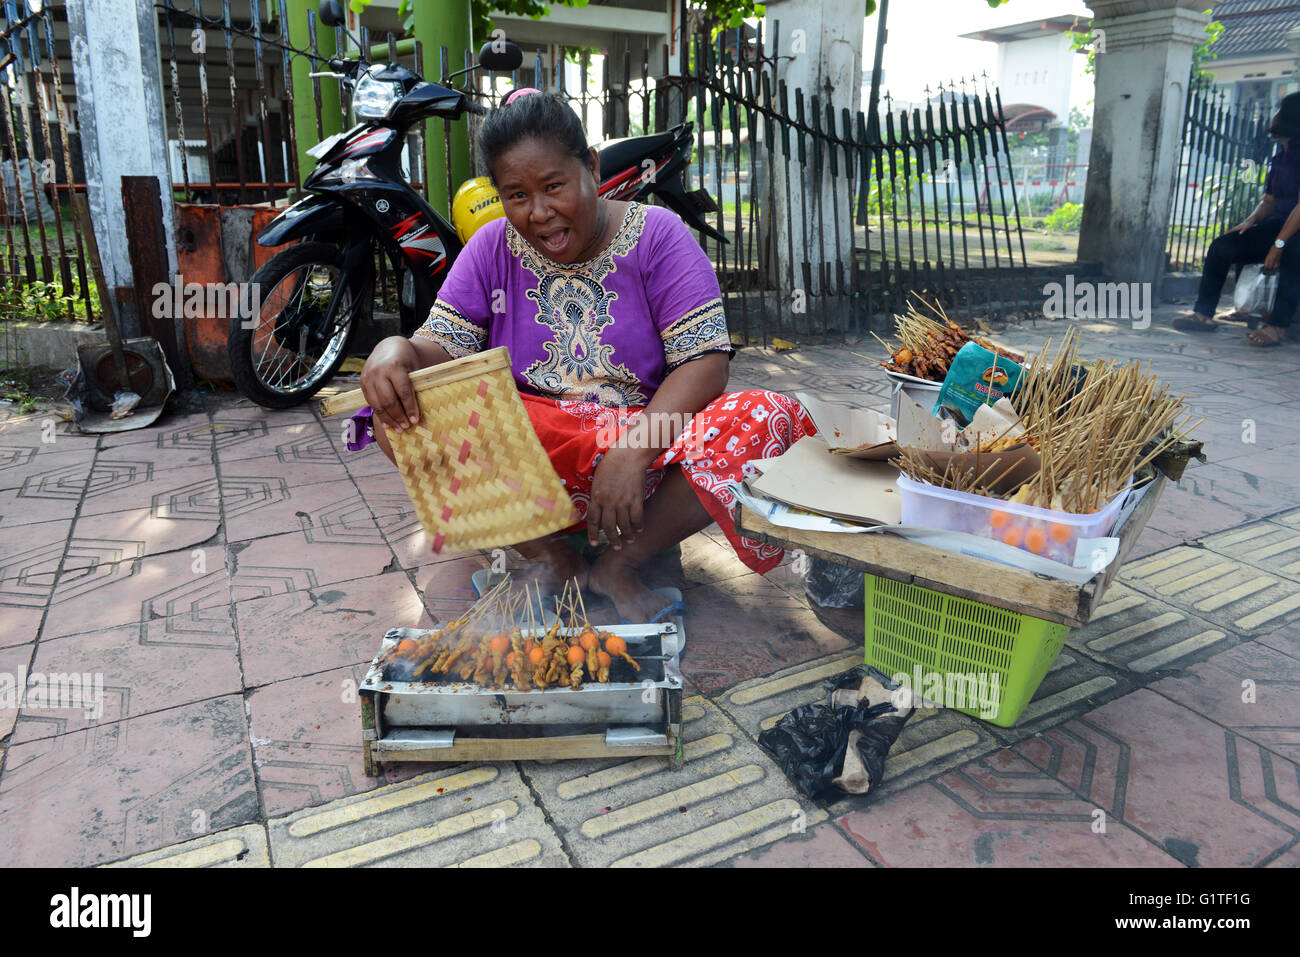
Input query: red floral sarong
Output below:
<box><xmin>523</xmin><ymin>389</ymin><xmax>818</xmax><ymax>574</ymax></box>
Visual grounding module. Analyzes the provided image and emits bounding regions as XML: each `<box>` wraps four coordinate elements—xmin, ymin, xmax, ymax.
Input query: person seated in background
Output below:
<box><xmin>1173</xmin><ymin>91</ymin><xmax>1300</xmax><ymax>346</ymax></box>
<box><xmin>357</xmin><ymin>91</ymin><xmax>817</xmax><ymax>622</ymax></box>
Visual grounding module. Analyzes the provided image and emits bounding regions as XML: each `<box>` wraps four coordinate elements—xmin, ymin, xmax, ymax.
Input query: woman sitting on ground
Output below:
<box><xmin>358</xmin><ymin>91</ymin><xmax>816</xmax><ymax>622</ymax></box>
<box><xmin>1173</xmin><ymin>91</ymin><xmax>1300</xmax><ymax>346</ymax></box>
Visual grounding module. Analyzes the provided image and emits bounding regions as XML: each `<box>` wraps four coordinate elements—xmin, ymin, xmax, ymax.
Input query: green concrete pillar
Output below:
<box><xmin>285</xmin><ymin>0</ymin><xmax>344</xmax><ymax>179</ymax></box>
<box><xmin>414</xmin><ymin>0</ymin><xmax>474</xmax><ymax>214</ymax></box>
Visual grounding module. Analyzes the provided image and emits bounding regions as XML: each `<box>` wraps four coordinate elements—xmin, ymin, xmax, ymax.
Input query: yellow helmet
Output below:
<box><xmin>452</xmin><ymin>176</ymin><xmax>504</xmax><ymax>244</ymax></box>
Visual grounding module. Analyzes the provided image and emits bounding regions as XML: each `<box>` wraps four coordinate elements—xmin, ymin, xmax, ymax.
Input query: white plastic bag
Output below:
<box><xmin>1233</xmin><ymin>263</ymin><xmax>1279</xmax><ymax>315</ymax></box>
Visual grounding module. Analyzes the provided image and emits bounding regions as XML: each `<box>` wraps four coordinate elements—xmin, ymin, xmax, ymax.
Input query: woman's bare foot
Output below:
<box><xmin>587</xmin><ymin>552</ymin><xmax>664</xmax><ymax>623</ymax></box>
<box><xmin>1245</xmin><ymin>323</ymin><xmax>1287</xmax><ymax>346</ymax></box>
<box><xmin>1171</xmin><ymin>311</ymin><xmax>1218</xmax><ymax>332</ymax></box>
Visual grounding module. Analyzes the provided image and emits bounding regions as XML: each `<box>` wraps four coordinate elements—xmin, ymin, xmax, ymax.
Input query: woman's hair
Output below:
<box><xmin>1270</xmin><ymin>92</ymin><xmax>1300</xmax><ymax>139</ymax></box>
<box><xmin>477</xmin><ymin>92</ymin><xmax>590</xmax><ymax>181</ymax></box>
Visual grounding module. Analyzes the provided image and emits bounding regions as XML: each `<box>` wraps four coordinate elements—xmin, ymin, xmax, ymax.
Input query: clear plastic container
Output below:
<box><xmin>896</xmin><ymin>473</ymin><xmax>1130</xmax><ymax>565</ymax></box>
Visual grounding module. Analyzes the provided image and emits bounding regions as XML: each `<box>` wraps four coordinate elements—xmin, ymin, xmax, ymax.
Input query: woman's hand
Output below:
<box><xmin>1229</xmin><ymin>220</ymin><xmax>1254</xmax><ymax>234</ymax></box>
<box><xmin>588</xmin><ymin>445</ymin><xmax>650</xmax><ymax>550</ymax></box>
<box><xmin>361</xmin><ymin>336</ymin><xmax>422</xmax><ymax>435</ymax></box>
<box><xmin>1264</xmin><ymin>245</ymin><xmax>1284</xmax><ymax>273</ymax></box>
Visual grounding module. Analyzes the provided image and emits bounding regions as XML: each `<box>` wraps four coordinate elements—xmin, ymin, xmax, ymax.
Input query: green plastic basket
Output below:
<box><xmin>863</xmin><ymin>574</ymin><xmax>1069</xmax><ymax>727</ymax></box>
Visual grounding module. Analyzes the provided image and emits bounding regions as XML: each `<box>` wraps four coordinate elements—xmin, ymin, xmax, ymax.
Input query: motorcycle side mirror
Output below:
<box><xmin>318</xmin><ymin>0</ymin><xmax>345</xmax><ymax>28</ymax></box>
<box><xmin>478</xmin><ymin>40</ymin><xmax>523</xmax><ymax>73</ymax></box>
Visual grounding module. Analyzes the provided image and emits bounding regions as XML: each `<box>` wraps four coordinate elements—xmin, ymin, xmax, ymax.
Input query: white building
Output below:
<box><xmin>960</xmin><ymin>15</ymin><xmax>1085</xmax><ymax>131</ymax></box>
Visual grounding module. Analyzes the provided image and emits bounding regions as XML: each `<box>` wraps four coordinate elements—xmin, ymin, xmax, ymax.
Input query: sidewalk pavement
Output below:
<box><xmin>1</xmin><ymin>303</ymin><xmax>1298</xmax><ymax>867</ymax></box>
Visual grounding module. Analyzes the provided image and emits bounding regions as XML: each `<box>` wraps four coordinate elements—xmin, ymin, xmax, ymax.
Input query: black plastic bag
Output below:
<box><xmin>758</xmin><ymin>666</ymin><xmax>914</xmax><ymax>800</ymax></box>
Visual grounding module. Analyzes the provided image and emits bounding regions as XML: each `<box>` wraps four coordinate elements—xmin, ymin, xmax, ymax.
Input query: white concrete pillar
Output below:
<box><xmin>1077</xmin><ymin>0</ymin><xmax>1208</xmax><ymax>289</ymax></box>
<box><xmin>762</xmin><ymin>0</ymin><xmax>862</xmax><ymax>305</ymax></box>
<box><xmin>66</xmin><ymin>0</ymin><xmax>178</xmax><ymax>335</ymax></box>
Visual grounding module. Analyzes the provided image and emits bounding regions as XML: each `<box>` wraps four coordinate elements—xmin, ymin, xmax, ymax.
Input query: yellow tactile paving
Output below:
<box><xmin>1205</xmin><ymin>519</ymin><xmax>1300</xmax><ymax>582</ymax></box>
<box><xmin>267</xmin><ymin>763</ymin><xmax>568</xmax><ymax>867</ymax></box>
<box><xmin>1018</xmin><ymin>676</ymin><xmax>1116</xmax><ymax>724</ymax></box>
<box><xmin>1068</xmin><ymin>581</ymin><xmax>1239</xmax><ymax>673</ymax></box>
<box><xmin>1122</xmin><ymin>546</ymin><xmax>1300</xmax><ymax>635</ymax></box>
<box><xmin>101</xmin><ymin>825</ymin><xmax>270</xmax><ymax>868</ymax></box>
<box><xmin>519</xmin><ymin>695</ymin><xmax>827</xmax><ymax>867</ymax></box>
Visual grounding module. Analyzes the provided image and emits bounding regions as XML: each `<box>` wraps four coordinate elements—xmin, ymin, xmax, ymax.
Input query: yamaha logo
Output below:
<box><xmin>375</xmin><ymin>199</ymin><xmax>390</xmax><ymax>213</ymax></box>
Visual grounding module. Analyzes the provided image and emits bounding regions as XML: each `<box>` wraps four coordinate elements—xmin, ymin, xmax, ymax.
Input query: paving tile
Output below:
<box><xmin>0</xmin><ymin>414</ymin><xmax>101</xmax><ymax>450</ymax></box>
<box><xmin>94</xmin><ymin>440</ymin><xmax>214</xmax><ymax>470</ymax></box>
<box><xmin>1210</xmin><ymin>443</ymin><xmax>1300</xmax><ymax>485</ymax></box>
<box><xmin>10</xmin><ymin>618</ymin><xmax>242</xmax><ymax>743</ymax></box>
<box><xmin>267</xmin><ymin>764</ymin><xmax>569</xmax><ymax>867</ymax></box>
<box><xmin>521</xmin><ymin>694</ymin><xmax>828</xmax><ymax>867</ymax></box>
<box><xmin>228</xmin><ymin>525</ymin><xmax>396</xmax><ymax>602</ymax></box>
<box><xmin>0</xmin><ymin>518</ymin><xmax>70</xmax><ymax>648</ymax></box>
<box><xmin>716</xmin><ymin>649</ymin><xmax>999</xmax><ymax>802</ymax></box>
<box><xmin>217</xmin><ymin>452</ymin><xmax>352</xmax><ymax>490</ymax></box>
<box><xmin>75</xmin><ymin>462</ymin><xmax>219</xmax><ymax>519</ymax></box>
<box><xmin>70</xmin><ymin>507</ymin><xmax>221</xmax><ymax>559</ymax></box>
<box><xmin>0</xmin><ymin>641</ymin><xmax>34</xmax><ymax>738</ymax></box>
<box><xmin>1012</xmin><ymin>689</ymin><xmax>1300</xmax><ymax>867</ymax></box>
<box><xmin>1146</xmin><ymin>464</ymin><xmax>1300</xmax><ymax>538</ymax></box>
<box><xmin>96</xmin><ymin>412</ymin><xmax>213</xmax><ymax>449</ymax></box>
<box><xmin>1124</xmin><ymin>527</ymin><xmax>1185</xmax><ymax>561</ymax></box>
<box><xmin>676</xmin><ymin>574</ymin><xmax>852</xmax><ymax>694</ymax></box>
<box><xmin>0</xmin><ymin>444</ymin><xmax>96</xmax><ymax>492</ymax></box>
<box><xmin>835</xmin><ymin>749</ymin><xmax>1179</xmax><ymax>867</ymax></box>
<box><xmin>728</xmin><ymin>820</ymin><xmax>876</xmax><ymax>867</ymax></box>
<box><xmin>984</xmin><ymin>644</ymin><xmax>1134</xmax><ymax>745</ymax></box>
<box><xmin>246</xmin><ymin>664</ymin><xmax>383</xmax><ymax>817</ymax></box>
<box><xmin>101</xmin><ymin>824</ymin><xmax>270</xmax><ymax>867</ymax></box>
<box><xmin>1121</xmin><ymin>545</ymin><xmax>1300</xmax><ymax>636</ymax></box>
<box><xmin>1256</xmin><ymin>618</ymin><xmax>1300</xmax><ymax>661</ymax></box>
<box><xmin>1148</xmin><ymin>640</ymin><xmax>1300</xmax><ymax>766</ymax></box>
<box><xmin>222</xmin><ymin>476</ymin><xmax>367</xmax><ymax>544</ymax></box>
<box><xmin>0</xmin><ymin>482</ymin><xmax>83</xmax><ymax>530</ymax></box>
<box><xmin>1068</xmin><ymin>581</ymin><xmax>1242</xmax><ymax>674</ymax></box>
<box><xmin>1200</xmin><ymin>515</ymin><xmax>1300</xmax><ymax>585</ymax></box>
<box><xmin>414</xmin><ymin>552</ymin><xmax>490</xmax><ymax>603</ymax></box>
<box><xmin>43</xmin><ymin>546</ymin><xmax>230</xmax><ymax>640</ymax></box>
<box><xmin>0</xmin><ymin>695</ymin><xmax>258</xmax><ymax>867</ymax></box>
<box><xmin>234</xmin><ymin>570</ymin><xmax>430</xmax><ymax>687</ymax></box>
<box><xmin>214</xmin><ymin>418</ymin><xmax>328</xmax><ymax>464</ymax></box>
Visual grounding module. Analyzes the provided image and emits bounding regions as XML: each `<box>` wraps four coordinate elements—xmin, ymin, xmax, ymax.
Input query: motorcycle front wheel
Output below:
<box><xmin>228</xmin><ymin>241</ymin><xmax>368</xmax><ymax>408</ymax></box>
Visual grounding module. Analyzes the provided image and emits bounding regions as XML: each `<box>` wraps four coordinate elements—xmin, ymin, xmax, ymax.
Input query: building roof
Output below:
<box><xmin>1212</xmin><ymin>1</ymin><xmax>1300</xmax><ymax>60</ymax></box>
<box><xmin>959</xmin><ymin>15</ymin><xmax>1083</xmax><ymax>44</ymax></box>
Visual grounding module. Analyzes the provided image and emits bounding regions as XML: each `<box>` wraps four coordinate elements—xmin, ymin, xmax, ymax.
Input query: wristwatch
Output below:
<box><xmin>1276</xmin><ymin>238</ymin><xmax>1287</xmax><ymax>249</ymax></box>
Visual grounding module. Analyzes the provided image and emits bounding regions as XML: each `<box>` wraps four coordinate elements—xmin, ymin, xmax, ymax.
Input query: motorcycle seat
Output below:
<box><xmin>598</xmin><ymin>131</ymin><xmax>678</xmax><ymax>180</ymax></box>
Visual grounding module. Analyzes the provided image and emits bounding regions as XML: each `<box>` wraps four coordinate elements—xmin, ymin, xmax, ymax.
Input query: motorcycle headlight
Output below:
<box><xmin>353</xmin><ymin>71</ymin><xmax>402</xmax><ymax>120</ymax></box>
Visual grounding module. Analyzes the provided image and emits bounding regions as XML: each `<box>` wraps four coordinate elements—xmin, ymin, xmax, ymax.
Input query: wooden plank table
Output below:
<box><xmin>735</xmin><ymin>474</ymin><xmax>1168</xmax><ymax>629</ymax></box>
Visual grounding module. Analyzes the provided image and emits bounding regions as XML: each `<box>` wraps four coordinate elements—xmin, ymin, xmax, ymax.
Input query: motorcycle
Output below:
<box><xmin>230</xmin><ymin>0</ymin><xmax>727</xmax><ymax>408</ymax></box>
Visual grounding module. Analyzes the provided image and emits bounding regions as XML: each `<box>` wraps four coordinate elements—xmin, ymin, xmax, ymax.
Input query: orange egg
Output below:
<box><xmin>528</xmin><ymin>646</ymin><xmax>545</xmax><ymax>665</ymax></box>
<box><xmin>1049</xmin><ymin>523</ymin><xmax>1073</xmax><ymax>543</ymax></box>
<box><xmin>579</xmin><ymin>630</ymin><xmax>599</xmax><ymax>651</ymax></box>
<box><xmin>505</xmin><ymin>651</ymin><xmax>516</xmax><ymax>667</ymax></box>
<box><xmin>489</xmin><ymin>633</ymin><xmax>509</xmax><ymax>654</ymax></box>
<box><xmin>597</xmin><ymin>650</ymin><xmax>612</xmax><ymax>668</ymax></box>
<box><xmin>604</xmin><ymin>635</ymin><xmax>627</xmax><ymax>657</ymax></box>
<box><xmin>1001</xmin><ymin>526</ymin><xmax>1024</xmax><ymax>548</ymax></box>
<box><xmin>989</xmin><ymin>510</ymin><xmax>1011</xmax><ymax>529</ymax></box>
<box><xmin>396</xmin><ymin>638</ymin><xmax>418</xmax><ymax>657</ymax></box>
<box><xmin>1024</xmin><ymin>527</ymin><xmax>1047</xmax><ymax>554</ymax></box>
<box><xmin>566</xmin><ymin>645</ymin><xmax>586</xmax><ymax>666</ymax></box>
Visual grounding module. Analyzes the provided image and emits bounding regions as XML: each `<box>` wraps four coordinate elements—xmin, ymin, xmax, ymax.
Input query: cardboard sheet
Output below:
<box><xmin>794</xmin><ymin>392</ymin><xmax>898</xmax><ymax>460</ymax></box>
<box><xmin>746</xmin><ymin>435</ymin><xmax>902</xmax><ymax>525</ymax></box>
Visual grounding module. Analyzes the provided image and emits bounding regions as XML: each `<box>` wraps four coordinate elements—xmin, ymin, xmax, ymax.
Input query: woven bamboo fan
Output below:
<box><xmin>321</xmin><ymin>347</ymin><xmax>577</xmax><ymax>553</ymax></box>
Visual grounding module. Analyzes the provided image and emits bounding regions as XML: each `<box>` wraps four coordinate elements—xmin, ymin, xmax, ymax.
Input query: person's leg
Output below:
<box><xmin>586</xmin><ymin>464</ymin><xmax>711</xmax><ymax>622</ymax></box>
<box><xmin>1190</xmin><ymin>229</ymin><xmax>1249</xmax><ymax>321</ymax></box>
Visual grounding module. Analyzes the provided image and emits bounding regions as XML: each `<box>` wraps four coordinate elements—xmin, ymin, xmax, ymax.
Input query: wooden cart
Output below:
<box><xmin>735</xmin><ymin>474</ymin><xmax>1169</xmax><ymax>629</ymax></box>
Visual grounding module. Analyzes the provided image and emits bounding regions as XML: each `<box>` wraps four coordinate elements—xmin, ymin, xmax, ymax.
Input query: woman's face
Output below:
<box><xmin>492</xmin><ymin>137</ymin><xmax>603</xmax><ymax>263</ymax></box>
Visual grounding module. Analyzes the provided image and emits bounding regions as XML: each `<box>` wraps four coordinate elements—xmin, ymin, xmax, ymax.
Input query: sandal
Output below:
<box><xmin>1170</xmin><ymin>313</ymin><xmax>1219</xmax><ymax>332</ymax></box>
<box><xmin>1245</xmin><ymin>324</ymin><xmax>1287</xmax><ymax>347</ymax></box>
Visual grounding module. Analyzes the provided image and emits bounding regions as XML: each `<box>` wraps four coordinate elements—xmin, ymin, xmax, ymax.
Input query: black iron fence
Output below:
<box><xmin>1166</xmin><ymin>76</ymin><xmax>1272</xmax><ymax>272</ymax></box>
<box><xmin>0</xmin><ymin>3</ymin><xmax>97</xmax><ymax>325</ymax></box>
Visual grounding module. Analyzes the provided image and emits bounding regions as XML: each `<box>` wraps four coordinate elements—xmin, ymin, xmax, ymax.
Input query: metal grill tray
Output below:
<box><xmin>360</xmin><ymin>622</ymin><xmax>684</xmax><ymax>728</ymax></box>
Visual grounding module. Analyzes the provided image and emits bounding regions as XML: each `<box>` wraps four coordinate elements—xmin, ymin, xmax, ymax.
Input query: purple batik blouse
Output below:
<box><xmin>414</xmin><ymin>202</ymin><xmax>732</xmax><ymax>407</ymax></box>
